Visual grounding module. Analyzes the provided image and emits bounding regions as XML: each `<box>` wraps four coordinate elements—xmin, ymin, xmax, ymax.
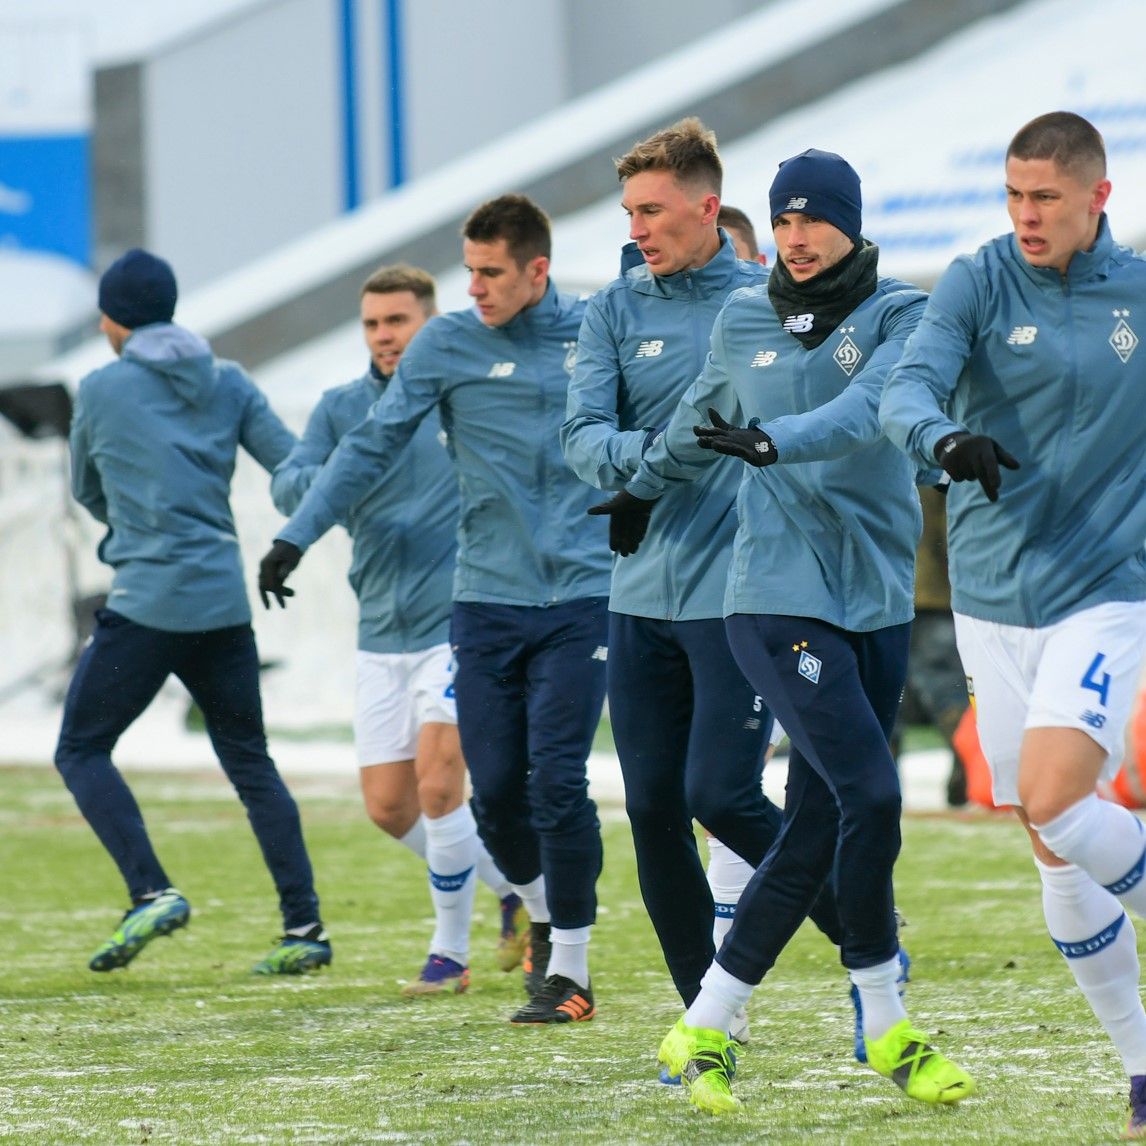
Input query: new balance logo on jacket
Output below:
<box><xmin>634</xmin><ymin>340</ymin><xmax>664</xmax><ymax>358</ymax></box>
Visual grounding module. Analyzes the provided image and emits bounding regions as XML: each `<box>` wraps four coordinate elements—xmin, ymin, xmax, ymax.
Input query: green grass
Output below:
<box><xmin>0</xmin><ymin>764</ymin><xmax>1135</xmax><ymax>1144</ymax></box>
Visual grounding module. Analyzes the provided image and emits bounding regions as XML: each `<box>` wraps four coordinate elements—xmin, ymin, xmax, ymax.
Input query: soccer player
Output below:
<box><xmin>60</xmin><ymin>248</ymin><xmax>330</xmax><ymax>975</ymax></box>
<box><xmin>270</xmin><ymin>264</ymin><xmax>526</xmax><ymax>996</ymax></box>
<box><xmin>259</xmin><ymin>196</ymin><xmax>611</xmax><ymax>1024</ymax></box>
<box><xmin>880</xmin><ymin>110</ymin><xmax>1146</xmax><ymax>1138</ymax></box>
<box><xmin>562</xmin><ymin>120</ymin><xmax>844</xmax><ymax>1051</ymax></box>
<box><xmin>593</xmin><ymin>149</ymin><xmax>974</xmax><ymax>1113</ymax></box>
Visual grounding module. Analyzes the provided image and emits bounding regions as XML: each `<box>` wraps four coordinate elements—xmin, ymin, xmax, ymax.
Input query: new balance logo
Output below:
<box><xmin>784</xmin><ymin>197</ymin><xmax>808</xmax><ymax>210</ymax></box>
<box><xmin>488</xmin><ymin>362</ymin><xmax>516</xmax><ymax>377</ymax></box>
<box><xmin>635</xmin><ymin>340</ymin><xmax>664</xmax><ymax>358</ymax></box>
<box><xmin>1006</xmin><ymin>326</ymin><xmax>1037</xmax><ymax>345</ymax></box>
<box><xmin>590</xmin><ymin>646</ymin><xmax>608</xmax><ymax>662</ymax></box>
<box><xmin>750</xmin><ymin>350</ymin><xmax>777</xmax><ymax>367</ymax></box>
<box><xmin>783</xmin><ymin>314</ymin><xmax>814</xmax><ymax>334</ymax></box>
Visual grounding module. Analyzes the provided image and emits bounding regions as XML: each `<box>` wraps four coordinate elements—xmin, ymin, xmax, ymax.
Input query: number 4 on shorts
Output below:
<box><xmin>1081</xmin><ymin>652</ymin><xmax>1111</xmax><ymax>708</ymax></box>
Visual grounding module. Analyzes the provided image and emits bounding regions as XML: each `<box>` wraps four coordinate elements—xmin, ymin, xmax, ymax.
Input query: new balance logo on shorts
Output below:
<box><xmin>1006</xmin><ymin>326</ymin><xmax>1037</xmax><ymax>345</ymax></box>
<box><xmin>635</xmin><ymin>340</ymin><xmax>664</xmax><ymax>358</ymax></box>
<box><xmin>590</xmin><ymin>646</ymin><xmax>608</xmax><ymax>662</ymax></box>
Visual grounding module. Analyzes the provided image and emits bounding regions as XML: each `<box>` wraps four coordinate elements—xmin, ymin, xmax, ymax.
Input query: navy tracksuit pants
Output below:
<box><xmin>608</xmin><ymin>613</ymin><xmax>843</xmax><ymax>1006</ymax></box>
<box><xmin>54</xmin><ymin>609</ymin><xmax>321</xmax><ymax>930</ymax></box>
<box><xmin>719</xmin><ymin>613</ymin><xmax>910</xmax><ymax>984</ymax></box>
<box><xmin>451</xmin><ymin>597</ymin><xmax>607</xmax><ymax>930</ymax></box>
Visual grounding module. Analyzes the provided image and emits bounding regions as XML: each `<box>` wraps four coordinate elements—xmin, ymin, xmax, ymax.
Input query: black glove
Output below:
<box><xmin>587</xmin><ymin>489</ymin><xmax>656</xmax><ymax>557</ymax></box>
<box><xmin>692</xmin><ymin>408</ymin><xmax>777</xmax><ymax>466</ymax></box>
<box><xmin>933</xmin><ymin>432</ymin><xmax>1020</xmax><ymax>503</ymax></box>
<box><xmin>258</xmin><ymin>540</ymin><xmax>302</xmax><ymax>609</ymax></box>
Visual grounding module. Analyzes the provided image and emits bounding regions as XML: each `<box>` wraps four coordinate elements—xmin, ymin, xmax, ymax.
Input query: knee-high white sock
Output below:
<box><xmin>425</xmin><ymin>805</ymin><xmax>479</xmax><ymax>964</ymax></box>
<box><xmin>685</xmin><ymin>962</ymin><xmax>754</xmax><ymax>1034</ymax></box>
<box><xmin>706</xmin><ymin>837</ymin><xmax>754</xmax><ymax>948</ymax></box>
<box><xmin>547</xmin><ymin>925</ymin><xmax>591</xmax><ymax>989</ymax></box>
<box><xmin>513</xmin><ymin>875</ymin><xmax>549</xmax><ymax>924</ymax></box>
<box><xmin>1037</xmin><ymin>858</ymin><xmax>1146</xmax><ymax>1075</ymax></box>
<box><xmin>849</xmin><ymin>955</ymin><xmax>908</xmax><ymax>1044</ymax></box>
<box><xmin>396</xmin><ymin>816</ymin><xmax>427</xmax><ymax>859</ymax></box>
<box><xmin>1034</xmin><ymin>795</ymin><xmax>1146</xmax><ymax>917</ymax></box>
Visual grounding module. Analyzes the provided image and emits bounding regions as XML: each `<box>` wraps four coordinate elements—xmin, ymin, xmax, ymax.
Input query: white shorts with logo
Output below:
<box><xmin>954</xmin><ymin>601</ymin><xmax>1146</xmax><ymax>806</ymax></box>
<box><xmin>353</xmin><ymin>643</ymin><xmax>457</xmax><ymax>766</ymax></box>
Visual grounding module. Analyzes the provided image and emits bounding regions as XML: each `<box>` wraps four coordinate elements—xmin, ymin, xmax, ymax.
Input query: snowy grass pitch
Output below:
<box><xmin>0</xmin><ymin>764</ymin><xmax>1136</xmax><ymax>1144</ymax></box>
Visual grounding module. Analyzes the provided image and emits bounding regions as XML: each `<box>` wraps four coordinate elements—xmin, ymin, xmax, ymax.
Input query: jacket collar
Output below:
<box><xmin>1010</xmin><ymin>213</ymin><xmax>1114</xmax><ymax>288</ymax></box>
<box><xmin>623</xmin><ymin>232</ymin><xmax>745</xmax><ymax>299</ymax></box>
<box><xmin>487</xmin><ymin>279</ymin><xmax>561</xmax><ymax>336</ymax></box>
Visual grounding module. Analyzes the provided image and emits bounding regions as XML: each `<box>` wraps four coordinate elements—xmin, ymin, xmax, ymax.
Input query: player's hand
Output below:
<box><xmin>587</xmin><ymin>489</ymin><xmax>656</xmax><ymax>557</ymax></box>
<box><xmin>693</xmin><ymin>408</ymin><xmax>777</xmax><ymax>467</ymax></box>
<box><xmin>933</xmin><ymin>432</ymin><xmax>1020</xmax><ymax>503</ymax></box>
<box><xmin>258</xmin><ymin>540</ymin><xmax>302</xmax><ymax>608</ymax></box>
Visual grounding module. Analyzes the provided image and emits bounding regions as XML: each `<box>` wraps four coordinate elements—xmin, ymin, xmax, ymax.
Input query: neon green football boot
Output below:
<box><xmin>865</xmin><ymin>1019</ymin><xmax>975</xmax><ymax>1105</ymax></box>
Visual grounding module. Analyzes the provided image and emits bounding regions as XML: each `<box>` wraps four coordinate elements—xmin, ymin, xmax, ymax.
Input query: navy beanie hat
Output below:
<box><xmin>98</xmin><ymin>248</ymin><xmax>178</xmax><ymax>329</ymax></box>
<box><xmin>769</xmin><ymin>149</ymin><xmax>862</xmax><ymax>242</ymax></box>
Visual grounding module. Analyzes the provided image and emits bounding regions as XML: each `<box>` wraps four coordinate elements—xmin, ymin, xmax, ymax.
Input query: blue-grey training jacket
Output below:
<box><xmin>70</xmin><ymin>323</ymin><xmax>296</xmax><ymax>632</ymax></box>
<box><xmin>562</xmin><ymin>234</ymin><xmax>766</xmax><ymax>620</ymax></box>
<box><xmin>271</xmin><ymin>366</ymin><xmax>456</xmax><ymax>653</ymax></box>
<box><xmin>880</xmin><ymin>216</ymin><xmax>1146</xmax><ymax>628</ymax></box>
<box><xmin>628</xmin><ymin>275</ymin><xmax>928</xmax><ymax>632</ymax></box>
<box><xmin>276</xmin><ymin>282</ymin><xmax>611</xmax><ymax>607</ymax></box>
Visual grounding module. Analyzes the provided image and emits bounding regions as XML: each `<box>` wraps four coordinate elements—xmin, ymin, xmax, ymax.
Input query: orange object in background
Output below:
<box><xmin>1098</xmin><ymin>682</ymin><xmax>1146</xmax><ymax>809</ymax></box>
<box><xmin>955</xmin><ymin>675</ymin><xmax>1146</xmax><ymax>811</ymax></box>
<box><xmin>952</xmin><ymin>705</ymin><xmax>1009</xmax><ymax>810</ymax></box>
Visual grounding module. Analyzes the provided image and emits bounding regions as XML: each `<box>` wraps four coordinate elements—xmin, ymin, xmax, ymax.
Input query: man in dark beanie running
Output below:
<box><xmin>58</xmin><ymin>248</ymin><xmax>330</xmax><ymax>975</ymax></box>
<box><xmin>594</xmin><ymin>150</ymin><xmax>975</xmax><ymax>1114</ymax></box>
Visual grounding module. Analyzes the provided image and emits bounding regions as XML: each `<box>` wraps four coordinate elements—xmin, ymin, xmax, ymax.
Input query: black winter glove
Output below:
<box><xmin>692</xmin><ymin>408</ymin><xmax>777</xmax><ymax>466</ymax></box>
<box><xmin>587</xmin><ymin>489</ymin><xmax>656</xmax><ymax>557</ymax></box>
<box><xmin>258</xmin><ymin>540</ymin><xmax>302</xmax><ymax>609</ymax></box>
<box><xmin>933</xmin><ymin>432</ymin><xmax>1020</xmax><ymax>503</ymax></box>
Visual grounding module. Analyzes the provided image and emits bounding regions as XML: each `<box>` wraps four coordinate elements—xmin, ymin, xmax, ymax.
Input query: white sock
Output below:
<box><xmin>1037</xmin><ymin>858</ymin><xmax>1146</xmax><ymax>1075</ymax></box>
<box><xmin>685</xmin><ymin>961</ymin><xmax>754</xmax><ymax>1034</ymax></box>
<box><xmin>706</xmin><ymin>837</ymin><xmax>753</xmax><ymax>948</ymax></box>
<box><xmin>396</xmin><ymin>817</ymin><xmax>427</xmax><ymax>860</ymax></box>
<box><xmin>476</xmin><ymin>848</ymin><xmax>513</xmax><ymax>900</ymax></box>
<box><xmin>547</xmin><ymin>925</ymin><xmax>591</xmax><ymax>988</ymax></box>
<box><xmin>849</xmin><ymin>955</ymin><xmax>908</xmax><ymax>1043</ymax></box>
<box><xmin>425</xmin><ymin>805</ymin><xmax>479</xmax><ymax>964</ymax></box>
<box><xmin>1034</xmin><ymin>795</ymin><xmax>1146</xmax><ymax>917</ymax></box>
<box><xmin>513</xmin><ymin>875</ymin><xmax>549</xmax><ymax>924</ymax></box>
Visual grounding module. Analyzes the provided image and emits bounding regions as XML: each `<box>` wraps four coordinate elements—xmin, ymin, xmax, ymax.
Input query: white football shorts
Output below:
<box><xmin>353</xmin><ymin>643</ymin><xmax>457</xmax><ymax>766</ymax></box>
<box><xmin>954</xmin><ymin>601</ymin><xmax>1146</xmax><ymax>806</ymax></box>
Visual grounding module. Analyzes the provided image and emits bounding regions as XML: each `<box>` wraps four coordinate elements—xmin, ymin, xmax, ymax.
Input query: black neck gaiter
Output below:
<box><xmin>766</xmin><ymin>240</ymin><xmax>880</xmax><ymax>349</ymax></box>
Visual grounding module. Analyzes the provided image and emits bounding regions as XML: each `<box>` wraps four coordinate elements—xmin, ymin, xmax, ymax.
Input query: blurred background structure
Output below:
<box><xmin>3</xmin><ymin>0</ymin><xmax>1146</xmax><ymax>747</ymax></box>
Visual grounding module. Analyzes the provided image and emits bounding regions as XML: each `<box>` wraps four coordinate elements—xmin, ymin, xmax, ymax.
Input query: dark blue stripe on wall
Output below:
<box><xmin>339</xmin><ymin>0</ymin><xmax>360</xmax><ymax>211</ymax></box>
<box><xmin>384</xmin><ymin>0</ymin><xmax>406</xmax><ymax>187</ymax></box>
